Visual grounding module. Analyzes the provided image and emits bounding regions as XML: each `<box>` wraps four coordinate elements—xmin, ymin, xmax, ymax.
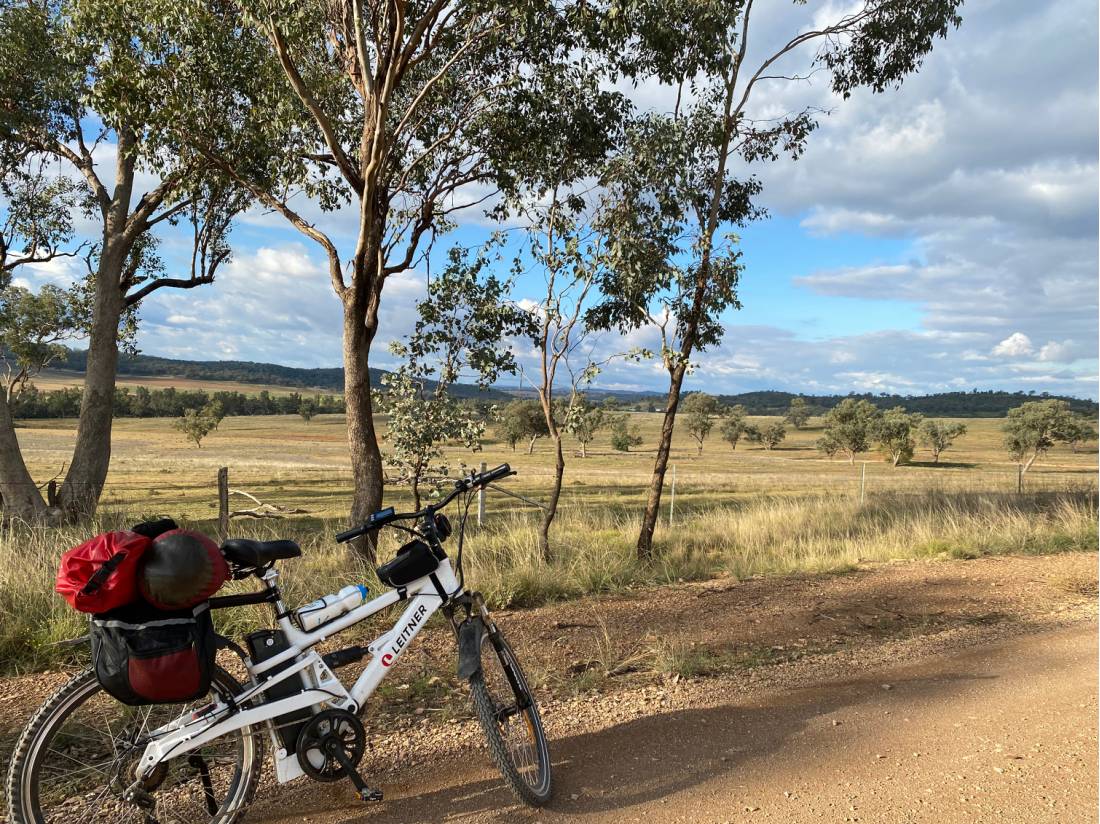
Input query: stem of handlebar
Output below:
<box><xmin>334</xmin><ymin>464</ymin><xmax>513</xmax><ymax>544</ymax></box>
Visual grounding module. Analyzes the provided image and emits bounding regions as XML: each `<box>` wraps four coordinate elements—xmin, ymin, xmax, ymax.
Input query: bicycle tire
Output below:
<box><xmin>6</xmin><ymin>666</ymin><xmax>263</xmax><ymax>824</ymax></box>
<box><xmin>468</xmin><ymin>627</ymin><xmax>552</xmax><ymax>806</ymax></box>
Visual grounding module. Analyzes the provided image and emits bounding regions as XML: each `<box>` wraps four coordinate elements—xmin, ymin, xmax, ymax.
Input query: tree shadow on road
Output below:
<box><xmin>250</xmin><ymin>664</ymin><xmax>1000</xmax><ymax>823</ymax></box>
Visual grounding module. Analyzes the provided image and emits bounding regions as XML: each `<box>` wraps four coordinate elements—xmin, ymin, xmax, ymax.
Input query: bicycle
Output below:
<box><xmin>6</xmin><ymin>463</ymin><xmax>552</xmax><ymax>823</ymax></box>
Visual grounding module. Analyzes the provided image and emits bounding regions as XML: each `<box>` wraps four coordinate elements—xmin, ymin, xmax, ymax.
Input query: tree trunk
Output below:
<box><xmin>580</xmin><ymin>440</ymin><xmax>587</xmax><ymax>458</ymax></box>
<box><xmin>411</xmin><ymin>470</ymin><xmax>421</xmax><ymax>511</ymax></box>
<box><xmin>637</xmin><ymin>362</ymin><xmax>687</xmax><ymax>559</ymax></box>
<box><xmin>57</xmin><ymin>250</ymin><xmax>126</xmax><ymax>520</ymax></box>
<box><xmin>537</xmin><ymin>435</ymin><xmax>565</xmax><ymax>563</ymax></box>
<box><xmin>527</xmin><ymin>436</ymin><xmax>537</xmax><ymax>455</ymax></box>
<box><xmin>0</xmin><ymin>392</ymin><xmax>48</xmax><ymax>522</ymax></box>
<box><xmin>343</xmin><ymin>303</ymin><xmax>383</xmax><ymax>564</ymax></box>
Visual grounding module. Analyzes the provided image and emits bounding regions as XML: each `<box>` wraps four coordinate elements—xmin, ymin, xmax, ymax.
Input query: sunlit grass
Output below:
<box><xmin>2</xmin><ymin>487</ymin><xmax>1093</xmax><ymax>673</ymax></box>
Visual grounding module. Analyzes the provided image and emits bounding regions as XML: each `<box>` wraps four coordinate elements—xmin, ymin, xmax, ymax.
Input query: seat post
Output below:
<box><xmin>260</xmin><ymin>567</ymin><xmax>291</xmax><ymax>622</ymax></box>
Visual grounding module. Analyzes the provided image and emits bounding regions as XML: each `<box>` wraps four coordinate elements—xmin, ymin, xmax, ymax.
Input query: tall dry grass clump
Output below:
<box><xmin>0</xmin><ymin>488</ymin><xmax>1094</xmax><ymax>672</ymax></box>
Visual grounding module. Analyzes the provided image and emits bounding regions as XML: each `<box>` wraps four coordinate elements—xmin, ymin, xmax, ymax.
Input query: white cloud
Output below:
<box><xmin>1037</xmin><ymin>340</ymin><xmax>1079</xmax><ymax>363</ymax></box>
<box><xmin>991</xmin><ymin>332</ymin><xmax>1034</xmax><ymax>358</ymax></box>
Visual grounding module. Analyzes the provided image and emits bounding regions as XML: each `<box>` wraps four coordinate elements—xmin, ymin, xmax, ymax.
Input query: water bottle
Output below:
<box><xmin>295</xmin><ymin>584</ymin><xmax>369</xmax><ymax>631</ymax></box>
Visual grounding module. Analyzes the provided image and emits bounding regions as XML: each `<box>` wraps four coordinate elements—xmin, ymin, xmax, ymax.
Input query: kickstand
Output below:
<box><xmin>325</xmin><ymin>739</ymin><xmax>383</xmax><ymax>802</ymax></box>
<box><xmin>188</xmin><ymin>754</ymin><xmax>219</xmax><ymax>815</ymax></box>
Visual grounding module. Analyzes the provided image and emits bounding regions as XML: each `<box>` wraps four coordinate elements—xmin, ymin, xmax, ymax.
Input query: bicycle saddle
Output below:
<box><xmin>221</xmin><ymin>538</ymin><xmax>302</xmax><ymax>567</ymax></box>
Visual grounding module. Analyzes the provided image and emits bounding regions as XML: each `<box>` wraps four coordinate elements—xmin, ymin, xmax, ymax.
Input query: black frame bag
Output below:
<box><xmin>376</xmin><ymin>539</ymin><xmax>441</xmax><ymax>587</ymax></box>
<box><xmin>90</xmin><ymin>601</ymin><xmax>215</xmax><ymax>705</ymax></box>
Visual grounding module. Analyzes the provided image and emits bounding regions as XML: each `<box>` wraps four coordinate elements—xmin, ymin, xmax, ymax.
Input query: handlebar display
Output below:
<box><xmin>334</xmin><ymin>466</ymin><xmax>512</xmax><ymax>544</ymax></box>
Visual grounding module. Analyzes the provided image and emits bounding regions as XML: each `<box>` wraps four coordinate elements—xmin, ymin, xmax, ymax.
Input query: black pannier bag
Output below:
<box><xmin>90</xmin><ymin>601</ymin><xmax>216</xmax><ymax>705</ymax></box>
<box><xmin>376</xmin><ymin>539</ymin><xmax>441</xmax><ymax>587</ymax></box>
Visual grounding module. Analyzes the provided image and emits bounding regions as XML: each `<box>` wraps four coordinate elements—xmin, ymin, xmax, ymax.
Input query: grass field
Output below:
<box><xmin>2</xmin><ymin>411</ymin><xmax>1096</xmax><ymax>671</ymax></box>
<box><xmin>12</xmin><ymin>411</ymin><xmax>1098</xmax><ymax>518</ymax></box>
<box><xmin>32</xmin><ymin>369</ymin><xmax>329</xmax><ymax>396</ymax></box>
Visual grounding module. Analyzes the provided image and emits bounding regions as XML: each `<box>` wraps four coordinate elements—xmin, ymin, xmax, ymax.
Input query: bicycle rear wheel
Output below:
<box><xmin>6</xmin><ymin>667</ymin><xmax>262</xmax><ymax>824</ymax></box>
<box><xmin>468</xmin><ymin>625</ymin><xmax>552</xmax><ymax>806</ymax></box>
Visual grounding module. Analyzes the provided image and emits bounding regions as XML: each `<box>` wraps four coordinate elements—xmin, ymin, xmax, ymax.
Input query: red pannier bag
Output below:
<box><xmin>55</xmin><ymin>531</ymin><xmax>151</xmax><ymax>614</ymax></box>
<box><xmin>90</xmin><ymin>600</ymin><xmax>216</xmax><ymax>705</ymax></box>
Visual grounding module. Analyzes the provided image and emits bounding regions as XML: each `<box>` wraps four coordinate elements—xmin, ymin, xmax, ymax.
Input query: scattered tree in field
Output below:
<box><xmin>590</xmin><ymin>0</ymin><xmax>963</xmax><ymax>557</ymax></box>
<box><xmin>873</xmin><ymin>407</ymin><xmax>923</xmax><ymax>467</ymax></box>
<box><xmin>565</xmin><ymin>396</ymin><xmax>606</xmax><ymax>458</ymax></box>
<box><xmin>683</xmin><ymin>393</ymin><xmax>720</xmax><ymax>454</ymax></box>
<box><xmin>381</xmin><ymin>372</ymin><xmax>484</xmax><ymax>510</ymax></box>
<box><xmin>817</xmin><ymin>399</ymin><xmax>882</xmax><ymax>463</ymax></box>
<box><xmin>609</xmin><ymin>414</ymin><xmax>644</xmax><ymax>452</ymax></box>
<box><xmin>384</xmin><ymin>248</ymin><xmax>530</xmax><ymax>510</ymax></box>
<box><xmin>513</xmin><ymin>189</ymin><xmax>635</xmax><ymax>562</ymax></box>
<box><xmin>918</xmin><ymin>419</ymin><xmax>968</xmax><ymax>463</ymax></box>
<box><xmin>1003</xmin><ymin>400</ymin><xmax>1081</xmax><ymax>475</ymax></box>
<box><xmin>0</xmin><ymin>1</ymin><xmax>246</xmax><ymax>520</ymax></box>
<box><xmin>747</xmin><ymin>420</ymin><xmax>787</xmax><ymax>451</ymax></box>
<box><xmin>785</xmin><ymin>397</ymin><xmax>811</xmax><ymax>430</ymax></box>
<box><xmin>720</xmin><ymin>405</ymin><xmax>749</xmax><ymax>450</ymax></box>
<box><xmin>1064</xmin><ymin>417</ymin><xmax>1098</xmax><ymax>454</ymax></box>
<box><xmin>173</xmin><ymin>403</ymin><xmax>224</xmax><ymax>448</ymax></box>
<box><xmin>499</xmin><ymin>400</ymin><xmax>550</xmax><ymax>454</ymax></box>
<box><xmin>298</xmin><ymin>400</ymin><xmax>317</xmax><ymax>422</ymax></box>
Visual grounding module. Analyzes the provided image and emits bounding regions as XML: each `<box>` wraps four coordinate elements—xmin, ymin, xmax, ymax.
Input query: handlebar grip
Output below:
<box><xmin>335</xmin><ymin>524</ymin><xmax>366</xmax><ymax>544</ymax></box>
<box><xmin>483</xmin><ymin>463</ymin><xmax>512</xmax><ymax>483</ymax></box>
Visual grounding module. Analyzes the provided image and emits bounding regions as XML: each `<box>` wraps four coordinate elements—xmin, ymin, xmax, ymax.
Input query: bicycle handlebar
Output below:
<box><xmin>334</xmin><ymin>463</ymin><xmax>513</xmax><ymax>544</ymax></box>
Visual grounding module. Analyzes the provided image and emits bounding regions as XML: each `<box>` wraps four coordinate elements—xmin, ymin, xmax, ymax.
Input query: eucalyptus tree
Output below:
<box><xmin>917</xmin><ymin>418</ymin><xmax>967</xmax><ymax>463</ymax></box>
<box><xmin>383</xmin><ymin>244</ymin><xmax>531</xmax><ymax>514</ymax></box>
<box><xmin>591</xmin><ymin>0</ymin><xmax>963</xmax><ymax>558</ymax></box>
<box><xmin>0</xmin><ymin>0</ymin><xmax>246</xmax><ymax>520</ymax></box>
<box><xmin>719</xmin><ymin>403</ymin><xmax>748</xmax><ymax>450</ymax></box>
<box><xmin>565</xmin><ymin>395</ymin><xmax>605</xmax><ymax>458</ymax></box>
<box><xmin>785</xmin><ymin>396</ymin><xmax>810</xmax><ymax>429</ymax></box>
<box><xmin>510</xmin><ymin>187</ymin><xmax>639</xmax><ymax>562</ymax></box>
<box><xmin>161</xmin><ymin>0</ymin><xmax>624</xmax><ymax>545</ymax></box>
<box><xmin>1003</xmin><ymin>400</ymin><xmax>1079</xmax><ymax>476</ymax></box>
<box><xmin>817</xmin><ymin>398</ymin><xmax>881</xmax><ymax>463</ymax></box>
<box><xmin>0</xmin><ymin>158</ymin><xmax>84</xmax><ymax>285</ymax></box>
<box><xmin>873</xmin><ymin>406</ymin><xmax>922</xmax><ymax>467</ymax></box>
<box><xmin>682</xmin><ymin>392</ymin><xmax>719</xmax><ymax>454</ymax></box>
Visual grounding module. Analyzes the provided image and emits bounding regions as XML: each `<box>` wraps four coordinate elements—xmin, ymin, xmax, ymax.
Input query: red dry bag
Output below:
<box><xmin>55</xmin><ymin>531</ymin><xmax>152</xmax><ymax>613</ymax></box>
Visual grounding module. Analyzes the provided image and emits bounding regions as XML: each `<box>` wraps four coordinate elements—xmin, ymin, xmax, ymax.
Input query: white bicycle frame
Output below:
<box><xmin>136</xmin><ymin>558</ymin><xmax>463</xmax><ymax>784</ymax></box>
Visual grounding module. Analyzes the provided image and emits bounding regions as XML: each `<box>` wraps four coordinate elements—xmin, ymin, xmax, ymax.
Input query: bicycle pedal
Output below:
<box><xmin>357</xmin><ymin>786</ymin><xmax>384</xmax><ymax>803</ymax></box>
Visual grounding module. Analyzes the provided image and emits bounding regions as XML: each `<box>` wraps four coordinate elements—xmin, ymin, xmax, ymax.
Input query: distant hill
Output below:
<box><xmin>49</xmin><ymin>350</ymin><xmax>1097</xmax><ymax>415</ymax></box>
<box><xmin>57</xmin><ymin>349</ymin><xmax>509</xmax><ymax>401</ymax></box>
<box><xmin>711</xmin><ymin>390</ymin><xmax>1099</xmax><ymax>418</ymax></box>
<box><xmin>508</xmin><ymin>386</ymin><xmax>1097</xmax><ymax>416</ymax></box>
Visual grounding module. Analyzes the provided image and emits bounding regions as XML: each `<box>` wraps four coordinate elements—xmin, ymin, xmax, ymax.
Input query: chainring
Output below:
<box><xmin>295</xmin><ymin>709</ymin><xmax>365</xmax><ymax>782</ymax></box>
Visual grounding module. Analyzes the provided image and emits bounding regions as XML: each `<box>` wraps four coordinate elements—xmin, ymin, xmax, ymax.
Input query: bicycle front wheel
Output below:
<box><xmin>468</xmin><ymin>625</ymin><xmax>552</xmax><ymax>806</ymax></box>
<box><xmin>6</xmin><ymin>667</ymin><xmax>262</xmax><ymax>824</ymax></box>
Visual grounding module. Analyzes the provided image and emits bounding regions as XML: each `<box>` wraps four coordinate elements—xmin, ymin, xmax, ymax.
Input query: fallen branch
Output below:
<box><xmin>228</xmin><ymin>489</ymin><xmax>311</xmax><ymax>519</ymax></box>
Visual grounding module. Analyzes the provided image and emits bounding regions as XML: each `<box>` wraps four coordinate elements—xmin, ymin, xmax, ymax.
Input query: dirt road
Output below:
<box><xmin>241</xmin><ymin>555</ymin><xmax>1098</xmax><ymax>824</ymax></box>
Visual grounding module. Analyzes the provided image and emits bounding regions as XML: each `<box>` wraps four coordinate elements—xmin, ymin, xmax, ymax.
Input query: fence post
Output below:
<box><xmin>859</xmin><ymin>462</ymin><xmax>866</xmax><ymax>505</ymax></box>
<box><xmin>669</xmin><ymin>463</ymin><xmax>677</xmax><ymax>526</ymax></box>
<box><xmin>218</xmin><ymin>467</ymin><xmax>230</xmax><ymax>540</ymax></box>
<box><xmin>477</xmin><ymin>461</ymin><xmax>487</xmax><ymax>527</ymax></box>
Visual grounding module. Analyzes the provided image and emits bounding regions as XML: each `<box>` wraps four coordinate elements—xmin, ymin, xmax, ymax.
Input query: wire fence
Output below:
<box><xmin>7</xmin><ymin>453</ymin><xmax>1094</xmax><ymax>538</ymax></box>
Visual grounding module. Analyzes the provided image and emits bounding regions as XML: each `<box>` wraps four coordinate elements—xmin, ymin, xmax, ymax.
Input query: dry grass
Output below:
<box><xmin>2</xmin><ymin>487</ymin><xmax>1094</xmax><ymax>674</ymax></box>
<box><xmin>2</xmin><ymin>411</ymin><xmax>1096</xmax><ymax>673</ymax></box>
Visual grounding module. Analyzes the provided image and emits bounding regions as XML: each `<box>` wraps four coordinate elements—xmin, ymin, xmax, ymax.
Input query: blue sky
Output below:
<box><xmin>13</xmin><ymin>0</ymin><xmax>1099</xmax><ymax>399</ymax></box>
